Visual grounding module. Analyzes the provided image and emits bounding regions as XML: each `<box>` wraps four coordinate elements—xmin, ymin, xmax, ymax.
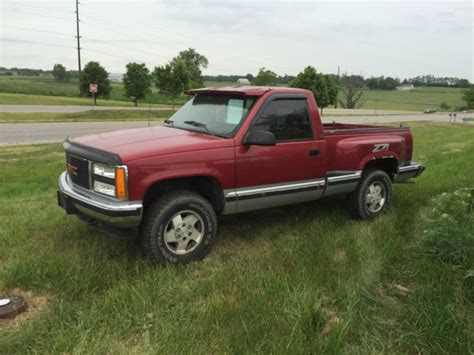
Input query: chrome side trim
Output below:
<box><xmin>59</xmin><ymin>172</ymin><xmax>142</xmax><ymax>213</ymax></box>
<box><xmin>222</xmin><ymin>178</ymin><xmax>326</xmax><ymax>214</ymax></box>
<box><xmin>222</xmin><ymin>172</ymin><xmax>364</xmax><ymax>214</ymax></box>
<box><xmin>324</xmin><ymin>170</ymin><xmax>362</xmax><ymax>196</ymax></box>
<box><xmin>228</xmin><ymin>179</ymin><xmax>325</xmax><ymax>199</ymax></box>
<box><xmin>326</xmin><ymin>171</ymin><xmax>362</xmax><ymax>184</ymax></box>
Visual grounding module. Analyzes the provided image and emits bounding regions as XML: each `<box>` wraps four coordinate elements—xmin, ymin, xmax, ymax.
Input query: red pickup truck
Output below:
<box><xmin>58</xmin><ymin>86</ymin><xmax>425</xmax><ymax>263</ymax></box>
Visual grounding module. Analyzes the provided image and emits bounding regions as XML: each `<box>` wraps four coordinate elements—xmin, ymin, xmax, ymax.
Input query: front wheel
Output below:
<box><xmin>140</xmin><ymin>191</ymin><xmax>217</xmax><ymax>264</ymax></box>
<box><xmin>346</xmin><ymin>169</ymin><xmax>392</xmax><ymax>220</ymax></box>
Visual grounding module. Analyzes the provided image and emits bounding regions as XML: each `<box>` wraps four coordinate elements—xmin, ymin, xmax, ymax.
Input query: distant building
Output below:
<box><xmin>396</xmin><ymin>84</ymin><xmax>414</xmax><ymax>91</ymax></box>
<box><xmin>236</xmin><ymin>78</ymin><xmax>250</xmax><ymax>85</ymax></box>
<box><xmin>108</xmin><ymin>73</ymin><xmax>123</xmax><ymax>82</ymax></box>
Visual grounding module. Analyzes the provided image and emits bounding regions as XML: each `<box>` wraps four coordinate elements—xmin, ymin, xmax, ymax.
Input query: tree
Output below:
<box><xmin>365</xmin><ymin>76</ymin><xmax>399</xmax><ymax>90</ymax></box>
<box><xmin>461</xmin><ymin>86</ymin><xmax>474</xmax><ymax>109</ymax></box>
<box><xmin>123</xmin><ymin>63</ymin><xmax>152</xmax><ymax>106</ymax></box>
<box><xmin>154</xmin><ymin>60</ymin><xmax>189</xmax><ymax>110</ymax></box>
<box><xmin>289</xmin><ymin>66</ymin><xmax>338</xmax><ymax>113</ymax></box>
<box><xmin>338</xmin><ymin>75</ymin><xmax>365</xmax><ymax>109</ymax></box>
<box><xmin>171</xmin><ymin>48</ymin><xmax>208</xmax><ymax>88</ymax></box>
<box><xmin>79</xmin><ymin>61</ymin><xmax>111</xmax><ymax>105</ymax></box>
<box><xmin>52</xmin><ymin>64</ymin><xmax>69</xmax><ymax>82</ymax></box>
<box><xmin>252</xmin><ymin>67</ymin><xmax>278</xmax><ymax>86</ymax></box>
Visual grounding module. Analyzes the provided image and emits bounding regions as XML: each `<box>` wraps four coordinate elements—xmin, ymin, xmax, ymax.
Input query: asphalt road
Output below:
<box><xmin>1</xmin><ymin>113</ymin><xmax>471</xmax><ymax>146</ymax></box>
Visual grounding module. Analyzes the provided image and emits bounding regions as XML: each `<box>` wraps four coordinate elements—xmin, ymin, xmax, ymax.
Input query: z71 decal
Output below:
<box><xmin>372</xmin><ymin>143</ymin><xmax>389</xmax><ymax>153</ymax></box>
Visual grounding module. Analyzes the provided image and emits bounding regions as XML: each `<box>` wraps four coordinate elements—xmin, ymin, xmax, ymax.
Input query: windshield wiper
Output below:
<box><xmin>164</xmin><ymin>119</ymin><xmax>174</xmax><ymax>126</ymax></box>
<box><xmin>183</xmin><ymin>120</ymin><xmax>208</xmax><ymax>130</ymax></box>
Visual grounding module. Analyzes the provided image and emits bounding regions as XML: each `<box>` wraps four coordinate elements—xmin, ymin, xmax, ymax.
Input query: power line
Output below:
<box><xmin>6</xmin><ymin>9</ymin><xmax>74</xmax><ymax>22</ymax></box>
<box><xmin>1</xmin><ymin>38</ymin><xmax>73</xmax><ymax>49</ymax></box>
<box><xmin>2</xmin><ymin>1</ymin><xmax>74</xmax><ymax>15</ymax></box>
<box><xmin>4</xmin><ymin>4</ymin><xmax>292</xmax><ymax>74</ymax></box>
<box><xmin>2</xmin><ymin>25</ymin><xmax>73</xmax><ymax>37</ymax></box>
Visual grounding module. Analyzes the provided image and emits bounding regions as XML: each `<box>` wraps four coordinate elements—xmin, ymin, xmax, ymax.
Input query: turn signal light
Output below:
<box><xmin>115</xmin><ymin>167</ymin><xmax>127</xmax><ymax>199</ymax></box>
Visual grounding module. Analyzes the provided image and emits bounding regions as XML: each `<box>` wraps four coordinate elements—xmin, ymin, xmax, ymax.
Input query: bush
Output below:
<box><xmin>420</xmin><ymin>188</ymin><xmax>473</xmax><ymax>266</ymax></box>
<box><xmin>440</xmin><ymin>101</ymin><xmax>451</xmax><ymax>110</ymax></box>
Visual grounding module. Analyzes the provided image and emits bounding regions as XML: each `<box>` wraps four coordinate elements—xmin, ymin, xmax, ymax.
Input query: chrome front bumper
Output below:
<box><xmin>395</xmin><ymin>162</ymin><xmax>426</xmax><ymax>182</ymax></box>
<box><xmin>57</xmin><ymin>171</ymin><xmax>143</xmax><ymax>228</ymax></box>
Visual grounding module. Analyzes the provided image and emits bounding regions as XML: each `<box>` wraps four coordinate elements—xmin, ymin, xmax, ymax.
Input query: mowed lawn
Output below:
<box><xmin>0</xmin><ymin>122</ymin><xmax>473</xmax><ymax>353</ymax></box>
<box><xmin>0</xmin><ymin>75</ymin><xmax>467</xmax><ymax>112</ymax></box>
<box><xmin>0</xmin><ymin>76</ymin><xmax>186</xmax><ymax>107</ymax></box>
<box><xmin>0</xmin><ymin>110</ymin><xmax>173</xmax><ymax>123</ymax></box>
<box><xmin>0</xmin><ymin>93</ymin><xmax>167</xmax><ymax>108</ymax></box>
<box><xmin>361</xmin><ymin>87</ymin><xmax>466</xmax><ymax>111</ymax></box>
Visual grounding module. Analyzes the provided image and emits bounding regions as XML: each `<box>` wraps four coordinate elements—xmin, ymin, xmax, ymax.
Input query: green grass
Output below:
<box><xmin>361</xmin><ymin>87</ymin><xmax>465</xmax><ymax>111</ymax></box>
<box><xmin>0</xmin><ymin>110</ymin><xmax>173</xmax><ymax>123</ymax></box>
<box><xmin>0</xmin><ymin>93</ymin><xmax>171</xmax><ymax>107</ymax></box>
<box><xmin>0</xmin><ymin>122</ymin><xmax>473</xmax><ymax>353</ymax></box>
<box><xmin>0</xmin><ymin>76</ymin><xmax>189</xmax><ymax>106</ymax></box>
<box><xmin>1</xmin><ymin>76</ymin><xmax>467</xmax><ymax>112</ymax></box>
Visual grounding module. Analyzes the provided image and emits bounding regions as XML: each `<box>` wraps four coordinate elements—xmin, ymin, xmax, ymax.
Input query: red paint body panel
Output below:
<box><xmin>68</xmin><ymin>87</ymin><xmax>415</xmax><ymax>202</ymax></box>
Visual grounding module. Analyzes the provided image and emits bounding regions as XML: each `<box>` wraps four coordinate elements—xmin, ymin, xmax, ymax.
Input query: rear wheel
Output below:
<box><xmin>140</xmin><ymin>191</ymin><xmax>217</xmax><ymax>264</ymax></box>
<box><xmin>346</xmin><ymin>169</ymin><xmax>392</xmax><ymax>220</ymax></box>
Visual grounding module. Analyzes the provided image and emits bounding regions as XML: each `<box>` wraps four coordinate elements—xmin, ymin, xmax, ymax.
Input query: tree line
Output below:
<box><xmin>2</xmin><ymin>54</ymin><xmax>472</xmax><ymax>110</ymax></box>
<box><xmin>68</xmin><ymin>48</ymin><xmax>208</xmax><ymax>107</ymax></box>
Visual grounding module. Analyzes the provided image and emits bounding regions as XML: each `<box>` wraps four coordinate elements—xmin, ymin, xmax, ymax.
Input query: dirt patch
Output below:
<box><xmin>321</xmin><ymin>307</ymin><xmax>342</xmax><ymax>335</ymax></box>
<box><xmin>319</xmin><ymin>294</ymin><xmax>342</xmax><ymax>335</ymax></box>
<box><xmin>335</xmin><ymin>248</ymin><xmax>347</xmax><ymax>262</ymax></box>
<box><xmin>376</xmin><ymin>283</ymin><xmax>410</xmax><ymax>300</ymax></box>
<box><xmin>0</xmin><ymin>289</ymin><xmax>49</xmax><ymax>330</ymax></box>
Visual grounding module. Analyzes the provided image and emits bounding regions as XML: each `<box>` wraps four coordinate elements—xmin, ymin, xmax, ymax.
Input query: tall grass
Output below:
<box><xmin>0</xmin><ymin>122</ymin><xmax>473</xmax><ymax>353</ymax></box>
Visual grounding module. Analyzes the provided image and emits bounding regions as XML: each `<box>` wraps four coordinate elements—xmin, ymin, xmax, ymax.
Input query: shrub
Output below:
<box><xmin>420</xmin><ymin>188</ymin><xmax>473</xmax><ymax>266</ymax></box>
<box><xmin>440</xmin><ymin>101</ymin><xmax>451</xmax><ymax>110</ymax></box>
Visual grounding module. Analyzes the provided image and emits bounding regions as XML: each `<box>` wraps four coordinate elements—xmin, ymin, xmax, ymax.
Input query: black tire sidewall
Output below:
<box><xmin>357</xmin><ymin>170</ymin><xmax>392</xmax><ymax>219</ymax></box>
<box><xmin>144</xmin><ymin>193</ymin><xmax>217</xmax><ymax>264</ymax></box>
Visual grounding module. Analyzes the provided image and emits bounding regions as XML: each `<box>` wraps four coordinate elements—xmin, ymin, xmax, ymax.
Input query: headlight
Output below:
<box><xmin>93</xmin><ymin>181</ymin><xmax>116</xmax><ymax>197</ymax></box>
<box><xmin>93</xmin><ymin>163</ymin><xmax>115</xmax><ymax>178</ymax></box>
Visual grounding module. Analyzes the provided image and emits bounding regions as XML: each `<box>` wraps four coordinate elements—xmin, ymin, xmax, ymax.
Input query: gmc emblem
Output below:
<box><xmin>67</xmin><ymin>163</ymin><xmax>78</xmax><ymax>175</ymax></box>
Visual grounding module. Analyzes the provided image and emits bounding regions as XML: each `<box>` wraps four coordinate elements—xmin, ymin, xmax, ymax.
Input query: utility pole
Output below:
<box><xmin>75</xmin><ymin>0</ymin><xmax>82</xmax><ymax>76</ymax></box>
<box><xmin>335</xmin><ymin>65</ymin><xmax>340</xmax><ymax>109</ymax></box>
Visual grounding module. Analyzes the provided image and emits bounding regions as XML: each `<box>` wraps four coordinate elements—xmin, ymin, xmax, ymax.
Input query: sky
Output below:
<box><xmin>1</xmin><ymin>0</ymin><xmax>473</xmax><ymax>80</ymax></box>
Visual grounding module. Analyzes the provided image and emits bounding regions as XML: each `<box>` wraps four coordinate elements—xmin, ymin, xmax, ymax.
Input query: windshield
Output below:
<box><xmin>166</xmin><ymin>94</ymin><xmax>257</xmax><ymax>137</ymax></box>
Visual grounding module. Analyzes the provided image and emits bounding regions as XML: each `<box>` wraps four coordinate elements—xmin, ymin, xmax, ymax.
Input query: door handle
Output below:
<box><xmin>309</xmin><ymin>149</ymin><xmax>320</xmax><ymax>157</ymax></box>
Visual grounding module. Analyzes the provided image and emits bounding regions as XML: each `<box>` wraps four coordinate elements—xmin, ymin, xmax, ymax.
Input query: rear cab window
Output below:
<box><xmin>252</xmin><ymin>98</ymin><xmax>313</xmax><ymax>142</ymax></box>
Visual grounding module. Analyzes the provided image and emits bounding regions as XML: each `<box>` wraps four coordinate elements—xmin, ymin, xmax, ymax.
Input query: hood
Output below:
<box><xmin>70</xmin><ymin>125</ymin><xmax>234</xmax><ymax>163</ymax></box>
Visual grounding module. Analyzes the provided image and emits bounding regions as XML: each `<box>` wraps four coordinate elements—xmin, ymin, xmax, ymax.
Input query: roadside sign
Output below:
<box><xmin>89</xmin><ymin>83</ymin><xmax>98</xmax><ymax>93</ymax></box>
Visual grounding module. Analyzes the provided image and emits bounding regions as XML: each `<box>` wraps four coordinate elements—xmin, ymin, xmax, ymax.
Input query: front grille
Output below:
<box><xmin>66</xmin><ymin>153</ymin><xmax>90</xmax><ymax>189</ymax></box>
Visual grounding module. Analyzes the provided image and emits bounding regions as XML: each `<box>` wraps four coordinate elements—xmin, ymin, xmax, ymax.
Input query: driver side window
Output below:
<box><xmin>252</xmin><ymin>99</ymin><xmax>313</xmax><ymax>141</ymax></box>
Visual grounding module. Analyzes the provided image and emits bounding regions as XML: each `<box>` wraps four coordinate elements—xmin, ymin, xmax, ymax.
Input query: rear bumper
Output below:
<box><xmin>395</xmin><ymin>162</ymin><xmax>426</xmax><ymax>182</ymax></box>
<box><xmin>57</xmin><ymin>171</ymin><xmax>143</xmax><ymax>228</ymax></box>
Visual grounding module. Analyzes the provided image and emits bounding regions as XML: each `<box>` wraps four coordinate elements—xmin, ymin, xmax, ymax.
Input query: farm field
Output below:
<box><xmin>0</xmin><ymin>75</ymin><xmax>468</xmax><ymax>112</ymax></box>
<box><xmin>361</xmin><ymin>87</ymin><xmax>466</xmax><ymax>111</ymax></box>
<box><xmin>0</xmin><ymin>110</ymin><xmax>173</xmax><ymax>123</ymax></box>
<box><xmin>0</xmin><ymin>93</ymin><xmax>156</xmax><ymax>107</ymax></box>
<box><xmin>0</xmin><ymin>76</ymin><xmax>186</xmax><ymax>106</ymax></box>
<box><xmin>0</xmin><ymin>122</ymin><xmax>472</xmax><ymax>353</ymax></box>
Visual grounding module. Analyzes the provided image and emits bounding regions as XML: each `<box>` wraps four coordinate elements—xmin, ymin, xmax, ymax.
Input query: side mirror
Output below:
<box><xmin>243</xmin><ymin>130</ymin><xmax>276</xmax><ymax>146</ymax></box>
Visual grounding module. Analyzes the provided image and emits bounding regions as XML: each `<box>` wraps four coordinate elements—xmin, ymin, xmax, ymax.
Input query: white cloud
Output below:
<box><xmin>0</xmin><ymin>0</ymin><xmax>472</xmax><ymax>80</ymax></box>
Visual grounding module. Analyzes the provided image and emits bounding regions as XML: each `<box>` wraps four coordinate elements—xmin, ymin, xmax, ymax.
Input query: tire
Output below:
<box><xmin>346</xmin><ymin>169</ymin><xmax>392</xmax><ymax>220</ymax></box>
<box><xmin>140</xmin><ymin>190</ymin><xmax>217</xmax><ymax>264</ymax></box>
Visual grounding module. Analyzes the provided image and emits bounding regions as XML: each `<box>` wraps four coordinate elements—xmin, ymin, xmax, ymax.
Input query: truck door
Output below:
<box><xmin>233</xmin><ymin>95</ymin><xmax>326</xmax><ymax>212</ymax></box>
